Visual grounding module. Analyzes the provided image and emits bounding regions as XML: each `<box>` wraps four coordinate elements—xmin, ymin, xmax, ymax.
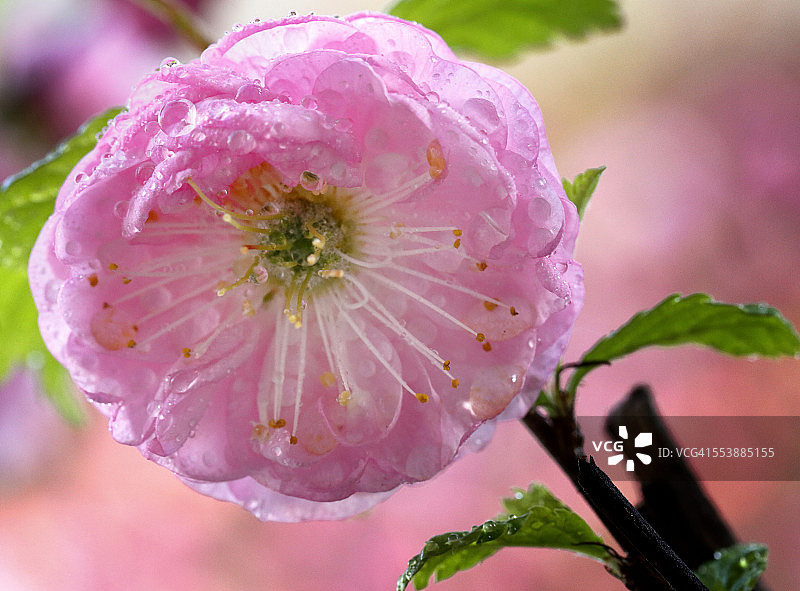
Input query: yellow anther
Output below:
<box><xmin>415</xmin><ymin>393</ymin><xmax>430</xmax><ymax>403</ymax></box>
<box><xmin>453</xmin><ymin>229</ymin><xmax>462</xmax><ymax>237</ymax></box>
<box><xmin>453</xmin><ymin>238</ymin><xmax>461</xmax><ymax>249</ymax></box>
<box><xmin>268</xmin><ymin>418</ymin><xmax>287</xmax><ymax>429</ymax></box>
<box><xmin>338</xmin><ymin>390</ymin><xmax>351</xmax><ymax>406</ymax></box>
<box><xmin>88</xmin><ymin>274</ymin><xmax>98</xmax><ymax>287</ymax></box>
<box><xmin>476</xmin><ymin>261</ymin><xmax>488</xmax><ymax>271</ymax></box>
<box><xmin>509</xmin><ymin>306</ymin><xmax>518</xmax><ymax>316</ymax></box>
<box><xmin>126</xmin><ymin>339</ymin><xmax>137</xmax><ymax>348</ymax></box>
<box><xmin>108</xmin><ymin>263</ymin><xmax>118</xmax><ymax>271</ymax></box>
<box><xmin>320</xmin><ymin>371</ymin><xmax>337</xmax><ymax>387</ymax></box>
<box><xmin>476</xmin><ymin>333</ymin><xmax>486</xmax><ymax>342</ymax></box>
<box><xmin>483</xmin><ymin>301</ymin><xmax>498</xmax><ymax>311</ymax></box>
<box><xmin>451</xmin><ymin>379</ymin><xmax>459</xmax><ymax>388</ymax></box>
<box><xmin>482</xmin><ymin>342</ymin><xmax>492</xmax><ymax>352</ymax></box>
<box><xmin>181</xmin><ymin>347</ymin><xmax>192</xmax><ymax>358</ymax></box>
<box><xmin>122</xmin><ymin>277</ymin><xmax>132</xmax><ymax>284</ymax></box>
<box><xmin>289</xmin><ymin>435</ymin><xmax>298</xmax><ymax>445</ymax></box>
<box><xmin>442</xmin><ymin>360</ymin><xmax>451</xmax><ymax>371</ymax></box>
<box><xmin>306</xmin><ymin>253</ymin><xmax>319</xmax><ymax>265</ymax></box>
<box><xmin>426</xmin><ymin>139</ymin><xmax>446</xmax><ymax>179</ymax></box>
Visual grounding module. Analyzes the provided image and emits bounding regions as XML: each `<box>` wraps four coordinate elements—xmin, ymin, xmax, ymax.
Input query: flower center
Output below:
<box><xmin>188</xmin><ymin>164</ymin><xmax>358</xmax><ymax>327</ymax></box>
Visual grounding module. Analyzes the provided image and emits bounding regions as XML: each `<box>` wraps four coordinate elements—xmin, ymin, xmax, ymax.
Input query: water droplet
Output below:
<box><xmin>299</xmin><ymin>170</ymin><xmax>326</xmax><ymax>193</ymax></box>
<box><xmin>235</xmin><ymin>83</ymin><xmax>264</xmax><ymax>103</ymax></box>
<box><xmin>158</xmin><ymin>99</ymin><xmax>196</xmax><ymax>137</ymax></box>
<box><xmin>144</xmin><ymin>121</ymin><xmax>160</xmax><ymax>136</ymax></box>
<box><xmin>462</xmin><ymin>97</ymin><xmax>500</xmax><ymax>135</ymax></box>
<box><xmin>135</xmin><ymin>163</ymin><xmax>155</xmax><ymax>185</ymax></box>
<box><xmin>300</xmin><ymin>95</ymin><xmax>318</xmax><ymax>109</ymax></box>
<box><xmin>74</xmin><ymin>173</ymin><xmax>87</xmax><ymax>184</ymax></box>
<box><xmin>64</xmin><ymin>241</ymin><xmax>81</xmax><ymax>256</ymax></box>
<box><xmin>333</xmin><ymin>118</ymin><xmax>352</xmax><ymax>132</ymax></box>
<box><xmin>425</xmin><ymin>91</ymin><xmax>440</xmax><ymax>103</ymax></box>
<box><xmin>159</xmin><ymin>57</ymin><xmax>180</xmax><ymax>70</ymax></box>
<box><xmin>528</xmin><ymin>197</ymin><xmax>551</xmax><ymax>220</ymax></box>
<box><xmin>536</xmin><ymin>177</ymin><xmax>548</xmax><ymax>188</ymax></box>
<box><xmin>113</xmin><ymin>200</ymin><xmax>129</xmax><ymax>218</ymax></box>
<box><xmin>227</xmin><ymin>130</ymin><xmax>256</xmax><ymax>154</ymax></box>
<box><xmin>169</xmin><ymin>369</ymin><xmax>201</xmax><ymax>393</ymax></box>
<box><xmin>44</xmin><ymin>280</ymin><xmax>60</xmax><ymax>304</ymax></box>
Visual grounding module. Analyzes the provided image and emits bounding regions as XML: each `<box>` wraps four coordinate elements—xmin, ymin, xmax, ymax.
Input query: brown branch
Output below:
<box><xmin>606</xmin><ymin>385</ymin><xmax>768</xmax><ymax>591</ymax></box>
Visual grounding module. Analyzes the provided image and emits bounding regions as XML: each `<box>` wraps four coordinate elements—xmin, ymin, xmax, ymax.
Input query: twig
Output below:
<box><xmin>607</xmin><ymin>385</ymin><xmax>768</xmax><ymax>591</ymax></box>
<box><xmin>522</xmin><ymin>406</ymin><xmax>708</xmax><ymax>590</ymax></box>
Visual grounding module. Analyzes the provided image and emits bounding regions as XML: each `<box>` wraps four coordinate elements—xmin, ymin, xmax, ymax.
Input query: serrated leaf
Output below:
<box><xmin>389</xmin><ymin>0</ymin><xmax>622</xmax><ymax>59</ymax></box>
<box><xmin>0</xmin><ymin>107</ymin><xmax>124</xmax><ymax>270</ymax></box>
<box><xmin>563</xmin><ymin>166</ymin><xmax>605</xmax><ymax>220</ymax></box>
<box><xmin>567</xmin><ymin>294</ymin><xmax>800</xmax><ymax>395</ymax></box>
<box><xmin>397</xmin><ymin>483</ymin><xmax>611</xmax><ymax>590</ymax></box>
<box><xmin>696</xmin><ymin>543</ymin><xmax>768</xmax><ymax>591</ymax></box>
<box><xmin>0</xmin><ymin>267</ymin><xmax>84</xmax><ymax>424</ymax></box>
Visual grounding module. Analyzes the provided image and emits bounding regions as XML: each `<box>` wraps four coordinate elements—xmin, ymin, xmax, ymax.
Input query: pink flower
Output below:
<box><xmin>30</xmin><ymin>13</ymin><xmax>583</xmax><ymax>521</ymax></box>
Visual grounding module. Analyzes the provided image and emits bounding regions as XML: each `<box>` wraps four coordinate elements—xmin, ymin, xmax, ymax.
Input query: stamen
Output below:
<box><xmin>186</xmin><ymin>177</ymin><xmax>284</xmax><ymax>222</ymax></box>
<box><xmin>290</xmin><ymin>317</ymin><xmax>308</xmax><ymax>439</ymax></box>
<box><xmin>415</xmin><ymin>393</ymin><xmax>430</xmax><ymax>403</ymax></box>
<box><xmin>368</xmin><ymin>271</ymin><xmax>483</xmax><ymax>340</ymax></box>
<box><xmin>342</xmin><ymin>277</ymin><xmax>453</xmax><ymax>377</ymax></box>
<box><xmin>333</xmin><ymin>292</ymin><xmax>431</xmax><ymax>401</ymax></box>
<box><xmin>216</xmin><ymin>259</ymin><xmax>259</xmax><ymax>296</ymax></box>
<box><xmin>377</xmin><ymin>263</ymin><xmax>514</xmax><ymax>313</ymax></box>
<box><xmin>182</xmin><ymin>347</ymin><xmax>192</xmax><ymax>358</ymax></box>
<box><xmin>272</xmin><ymin>309</ymin><xmax>290</xmax><ymax>421</ymax></box>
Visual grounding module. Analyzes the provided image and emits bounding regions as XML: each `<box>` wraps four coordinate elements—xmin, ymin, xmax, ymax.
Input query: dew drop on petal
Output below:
<box><xmin>300</xmin><ymin>95</ymin><xmax>318</xmax><ymax>109</ymax></box>
<box><xmin>528</xmin><ymin>197</ymin><xmax>551</xmax><ymax>221</ymax></box>
<box><xmin>469</xmin><ymin>365</ymin><xmax>525</xmax><ymax>420</ymax></box>
<box><xmin>462</xmin><ymin>97</ymin><xmax>500</xmax><ymax>135</ymax></box>
<box><xmin>135</xmin><ymin>163</ymin><xmax>155</xmax><ymax>185</ymax></box>
<box><xmin>227</xmin><ymin>130</ymin><xmax>256</xmax><ymax>154</ymax></box>
<box><xmin>158</xmin><ymin>99</ymin><xmax>197</xmax><ymax>137</ymax></box>
<box><xmin>159</xmin><ymin>57</ymin><xmax>180</xmax><ymax>71</ymax></box>
<box><xmin>235</xmin><ymin>83</ymin><xmax>263</xmax><ymax>103</ymax></box>
<box><xmin>113</xmin><ymin>200</ymin><xmax>129</xmax><ymax>218</ymax></box>
<box><xmin>64</xmin><ymin>241</ymin><xmax>82</xmax><ymax>256</ymax></box>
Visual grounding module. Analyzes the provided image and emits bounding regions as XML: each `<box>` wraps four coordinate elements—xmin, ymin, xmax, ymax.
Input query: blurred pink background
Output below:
<box><xmin>1</xmin><ymin>1</ymin><xmax>798</xmax><ymax>589</ymax></box>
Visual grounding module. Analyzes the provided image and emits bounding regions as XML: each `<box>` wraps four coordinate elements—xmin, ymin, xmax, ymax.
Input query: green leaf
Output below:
<box><xmin>397</xmin><ymin>483</ymin><xmax>612</xmax><ymax>590</ymax></box>
<box><xmin>0</xmin><ymin>107</ymin><xmax>124</xmax><ymax>271</ymax></box>
<box><xmin>389</xmin><ymin>0</ymin><xmax>622</xmax><ymax>59</ymax></box>
<box><xmin>567</xmin><ymin>294</ymin><xmax>800</xmax><ymax>395</ymax></box>
<box><xmin>696</xmin><ymin>543</ymin><xmax>768</xmax><ymax>591</ymax></box>
<box><xmin>563</xmin><ymin>166</ymin><xmax>605</xmax><ymax>220</ymax></box>
<box><xmin>0</xmin><ymin>267</ymin><xmax>84</xmax><ymax>424</ymax></box>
